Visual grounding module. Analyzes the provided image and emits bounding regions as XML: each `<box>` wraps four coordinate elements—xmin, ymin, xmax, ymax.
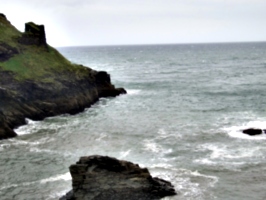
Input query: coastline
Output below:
<box><xmin>0</xmin><ymin>14</ymin><xmax>126</xmax><ymax>139</ymax></box>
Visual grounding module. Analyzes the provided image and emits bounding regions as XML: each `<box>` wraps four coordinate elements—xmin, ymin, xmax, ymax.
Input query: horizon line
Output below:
<box><xmin>55</xmin><ymin>40</ymin><xmax>266</xmax><ymax>48</ymax></box>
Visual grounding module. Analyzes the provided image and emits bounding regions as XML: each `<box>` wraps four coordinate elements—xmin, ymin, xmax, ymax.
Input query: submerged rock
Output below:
<box><xmin>60</xmin><ymin>155</ymin><xmax>176</xmax><ymax>200</ymax></box>
<box><xmin>0</xmin><ymin>14</ymin><xmax>126</xmax><ymax>139</ymax></box>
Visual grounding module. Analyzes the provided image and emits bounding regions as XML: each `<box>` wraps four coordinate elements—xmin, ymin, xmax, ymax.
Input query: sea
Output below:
<box><xmin>1</xmin><ymin>42</ymin><xmax>266</xmax><ymax>200</ymax></box>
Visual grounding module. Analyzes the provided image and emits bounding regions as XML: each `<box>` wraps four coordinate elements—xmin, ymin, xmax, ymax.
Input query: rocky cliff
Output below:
<box><xmin>60</xmin><ymin>155</ymin><xmax>176</xmax><ymax>200</ymax></box>
<box><xmin>0</xmin><ymin>14</ymin><xmax>126</xmax><ymax>139</ymax></box>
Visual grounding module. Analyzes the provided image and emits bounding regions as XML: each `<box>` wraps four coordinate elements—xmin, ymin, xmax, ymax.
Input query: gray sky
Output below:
<box><xmin>2</xmin><ymin>0</ymin><xmax>266</xmax><ymax>47</ymax></box>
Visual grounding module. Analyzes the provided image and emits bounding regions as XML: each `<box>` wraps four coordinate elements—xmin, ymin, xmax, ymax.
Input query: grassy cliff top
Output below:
<box><xmin>0</xmin><ymin>14</ymin><xmax>22</xmax><ymax>46</ymax></box>
<box><xmin>0</xmin><ymin>14</ymin><xmax>92</xmax><ymax>83</ymax></box>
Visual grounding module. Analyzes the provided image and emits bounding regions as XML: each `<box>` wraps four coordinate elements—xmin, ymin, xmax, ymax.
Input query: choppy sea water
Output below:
<box><xmin>1</xmin><ymin>42</ymin><xmax>266</xmax><ymax>200</ymax></box>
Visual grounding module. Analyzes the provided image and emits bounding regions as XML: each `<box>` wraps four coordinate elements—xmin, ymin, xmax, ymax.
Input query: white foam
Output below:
<box><xmin>29</xmin><ymin>147</ymin><xmax>57</xmax><ymax>154</ymax></box>
<box><xmin>193</xmin><ymin>142</ymin><xmax>264</xmax><ymax>171</ymax></box>
<box><xmin>206</xmin><ymin>145</ymin><xmax>236</xmax><ymax>160</ymax></box>
<box><xmin>158</xmin><ymin>128</ymin><xmax>167</xmax><ymax>135</ymax></box>
<box><xmin>156</xmin><ymin>128</ymin><xmax>182</xmax><ymax>140</ymax></box>
<box><xmin>224</xmin><ymin>120</ymin><xmax>266</xmax><ymax>140</ymax></box>
<box><xmin>0</xmin><ymin>143</ymin><xmax>10</xmax><ymax>151</ymax></box>
<box><xmin>0</xmin><ymin>172</ymin><xmax>71</xmax><ymax>191</ymax></box>
<box><xmin>194</xmin><ymin>158</ymin><xmax>217</xmax><ymax>165</ymax></box>
<box><xmin>47</xmin><ymin>189</ymin><xmax>72</xmax><ymax>200</ymax></box>
<box><xmin>0</xmin><ymin>138</ymin><xmax>50</xmax><ymax>151</ymax></box>
<box><xmin>126</xmin><ymin>89</ymin><xmax>141</xmax><ymax>95</ymax></box>
<box><xmin>0</xmin><ymin>183</ymin><xmax>21</xmax><ymax>190</ymax></box>
<box><xmin>199</xmin><ymin>143</ymin><xmax>260</xmax><ymax>160</ymax></box>
<box><xmin>95</xmin><ymin>133</ymin><xmax>107</xmax><ymax>141</ymax></box>
<box><xmin>14</xmin><ymin>118</ymin><xmax>39</xmax><ymax>135</ymax></box>
<box><xmin>12</xmin><ymin>137</ymin><xmax>51</xmax><ymax>146</ymax></box>
<box><xmin>143</xmin><ymin>140</ymin><xmax>162</xmax><ymax>153</ymax></box>
<box><xmin>194</xmin><ymin>158</ymin><xmax>245</xmax><ymax>168</ymax></box>
<box><xmin>150</xmin><ymin>163</ymin><xmax>173</xmax><ymax>169</ymax></box>
<box><xmin>40</xmin><ymin>172</ymin><xmax>71</xmax><ymax>183</ymax></box>
<box><xmin>151</xmin><ymin>168</ymin><xmax>218</xmax><ymax>199</ymax></box>
<box><xmin>157</xmin><ymin>128</ymin><xmax>169</xmax><ymax>139</ymax></box>
<box><xmin>119</xmin><ymin>149</ymin><xmax>131</xmax><ymax>159</ymax></box>
<box><xmin>15</xmin><ymin>117</ymin><xmax>69</xmax><ymax>136</ymax></box>
<box><xmin>190</xmin><ymin>171</ymin><xmax>219</xmax><ymax>187</ymax></box>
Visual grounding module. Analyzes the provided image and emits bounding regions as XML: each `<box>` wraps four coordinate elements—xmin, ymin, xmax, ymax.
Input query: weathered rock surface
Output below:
<box><xmin>60</xmin><ymin>155</ymin><xmax>176</xmax><ymax>200</ymax></box>
<box><xmin>0</xmin><ymin>14</ymin><xmax>126</xmax><ymax>139</ymax></box>
<box><xmin>0</xmin><ymin>42</ymin><xmax>19</xmax><ymax>62</ymax></box>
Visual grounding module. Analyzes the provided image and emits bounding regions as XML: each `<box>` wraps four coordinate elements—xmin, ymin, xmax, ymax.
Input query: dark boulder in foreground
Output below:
<box><xmin>0</xmin><ymin>14</ymin><xmax>126</xmax><ymax>139</ymax></box>
<box><xmin>60</xmin><ymin>155</ymin><xmax>176</xmax><ymax>200</ymax></box>
<box><xmin>242</xmin><ymin>128</ymin><xmax>265</xmax><ymax>136</ymax></box>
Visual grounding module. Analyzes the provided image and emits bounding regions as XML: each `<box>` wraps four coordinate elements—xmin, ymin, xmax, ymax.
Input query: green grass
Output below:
<box><xmin>0</xmin><ymin>16</ymin><xmax>93</xmax><ymax>84</ymax></box>
<box><xmin>1</xmin><ymin>44</ymin><xmax>93</xmax><ymax>82</ymax></box>
<box><xmin>0</xmin><ymin>17</ymin><xmax>22</xmax><ymax>47</ymax></box>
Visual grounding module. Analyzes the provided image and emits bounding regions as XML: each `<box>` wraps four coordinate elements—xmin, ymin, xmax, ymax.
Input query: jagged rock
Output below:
<box><xmin>242</xmin><ymin>128</ymin><xmax>265</xmax><ymax>136</ymax></box>
<box><xmin>0</xmin><ymin>110</ymin><xmax>16</xmax><ymax>139</ymax></box>
<box><xmin>60</xmin><ymin>155</ymin><xmax>176</xmax><ymax>200</ymax></box>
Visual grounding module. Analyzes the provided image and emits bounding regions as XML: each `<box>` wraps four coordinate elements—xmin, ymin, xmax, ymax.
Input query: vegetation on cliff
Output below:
<box><xmin>0</xmin><ymin>13</ymin><xmax>126</xmax><ymax>139</ymax></box>
<box><xmin>0</xmin><ymin>13</ymin><xmax>90</xmax><ymax>82</ymax></box>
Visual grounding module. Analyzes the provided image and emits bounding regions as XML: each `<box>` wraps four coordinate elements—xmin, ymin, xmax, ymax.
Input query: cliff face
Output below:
<box><xmin>0</xmin><ymin>14</ymin><xmax>126</xmax><ymax>139</ymax></box>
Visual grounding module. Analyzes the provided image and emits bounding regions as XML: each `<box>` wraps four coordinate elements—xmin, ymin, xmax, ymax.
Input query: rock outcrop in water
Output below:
<box><xmin>60</xmin><ymin>155</ymin><xmax>176</xmax><ymax>200</ymax></box>
<box><xmin>0</xmin><ymin>14</ymin><xmax>126</xmax><ymax>139</ymax></box>
<box><xmin>242</xmin><ymin>128</ymin><xmax>266</xmax><ymax>136</ymax></box>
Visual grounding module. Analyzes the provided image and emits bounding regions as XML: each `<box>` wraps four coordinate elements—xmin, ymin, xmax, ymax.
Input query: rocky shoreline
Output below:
<box><xmin>60</xmin><ymin>155</ymin><xmax>176</xmax><ymax>200</ymax></box>
<box><xmin>0</xmin><ymin>14</ymin><xmax>176</xmax><ymax>199</ymax></box>
<box><xmin>0</xmin><ymin>14</ymin><xmax>126</xmax><ymax>139</ymax></box>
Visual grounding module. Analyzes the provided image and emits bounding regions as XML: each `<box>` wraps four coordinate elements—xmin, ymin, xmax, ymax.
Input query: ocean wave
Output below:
<box><xmin>194</xmin><ymin>158</ymin><xmax>245</xmax><ymax>168</ymax></box>
<box><xmin>14</xmin><ymin>118</ymin><xmax>39</xmax><ymax>135</ymax></box>
<box><xmin>0</xmin><ymin>172</ymin><xmax>71</xmax><ymax>191</ymax></box>
<box><xmin>28</xmin><ymin>147</ymin><xmax>74</xmax><ymax>158</ymax></box>
<box><xmin>143</xmin><ymin>142</ymin><xmax>161</xmax><ymax>153</ymax></box>
<box><xmin>198</xmin><ymin>143</ymin><xmax>263</xmax><ymax>160</ymax></box>
<box><xmin>47</xmin><ymin>189</ymin><xmax>72</xmax><ymax>200</ymax></box>
<box><xmin>0</xmin><ymin>137</ymin><xmax>51</xmax><ymax>152</ymax></box>
<box><xmin>150</xmin><ymin>163</ymin><xmax>173</xmax><ymax>169</ymax></box>
<box><xmin>151</xmin><ymin>168</ymin><xmax>218</xmax><ymax>200</ymax></box>
<box><xmin>143</xmin><ymin>140</ymin><xmax>163</xmax><ymax>153</ymax></box>
<box><xmin>126</xmin><ymin>89</ymin><xmax>141</xmax><ymax>95</ymax></box>
<box><xmin>118</xmin><ymin>149</ymin><xmax>131</xmax><ymax>159</ymax></box>
<box><xmin>40</xmin><ymin>172</ymin><xmax>71</xmax><ymax>183</ymax></box>
<box><xmin>224</xmin><ymin>120</ymin><xmax>266</xmax><ymax>140</ymax></box>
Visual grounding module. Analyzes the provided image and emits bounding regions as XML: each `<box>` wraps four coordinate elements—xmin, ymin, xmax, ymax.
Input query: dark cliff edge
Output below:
<box><xmin>0</xmin><ymin>14</ymin><xmax>126</xmax><ymax>139</ymax></box>
<box><xmin>60</xmin><ymin>155</ymin><xmax>177</xmax><ymax>200</ymax></box>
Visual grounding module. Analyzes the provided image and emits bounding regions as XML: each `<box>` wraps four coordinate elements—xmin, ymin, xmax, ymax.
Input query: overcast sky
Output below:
<box><xmin>2</xmin><ymin>0</ymin><xmax>266</xmax><ymax>47</ymax></box>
